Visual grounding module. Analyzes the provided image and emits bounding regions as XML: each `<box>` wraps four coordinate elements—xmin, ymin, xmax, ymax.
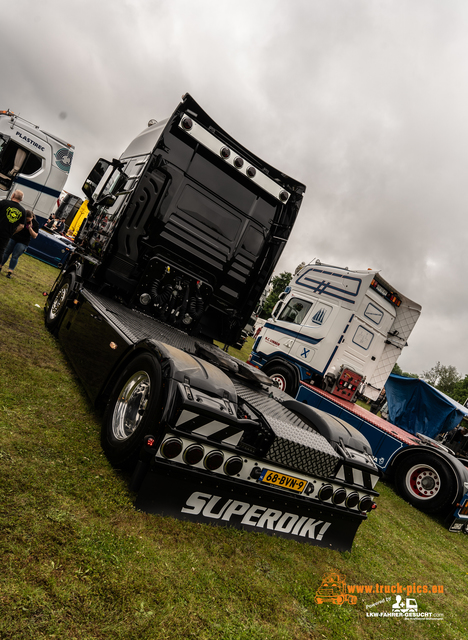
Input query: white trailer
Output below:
<box><xmin>248</xmin><ymin>260</ymin><xmax>421</xmax><ymax>401</ymax></box>
<box><xmin>0</xmin><ymin>110</ymin><xmax>74</xmax><ymax>225</ymax></box>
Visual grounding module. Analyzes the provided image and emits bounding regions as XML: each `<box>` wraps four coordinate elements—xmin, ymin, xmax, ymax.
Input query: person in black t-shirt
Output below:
<box><xmin>0</xmin><ymin>210</ymin><xmax>38</xmax><ymax>278</ymax></box>
<box><xmin>0</xmin><ymin>190</ymin><xmax>26</xmax><ymax>261</ymax></box>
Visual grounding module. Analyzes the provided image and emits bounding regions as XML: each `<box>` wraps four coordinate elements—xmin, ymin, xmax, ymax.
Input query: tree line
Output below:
<box><xmin>393</xmin><ymin>361</ymin><xmax>468</xmax><ymax>406</ymax></box>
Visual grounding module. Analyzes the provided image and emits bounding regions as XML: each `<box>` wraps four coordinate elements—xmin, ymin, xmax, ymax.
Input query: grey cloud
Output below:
<box><xmin>3</xmin><ymin>0</ymin><xmax>468</xmax><ymax>375</ymax></box>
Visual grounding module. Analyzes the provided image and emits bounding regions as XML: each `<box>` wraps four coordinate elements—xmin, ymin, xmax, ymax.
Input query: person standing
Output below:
<box><xmin>0</xmin><ymin>210</ymin><xmax>39</xmax><ymax>278</ymax></box>
<box><xmin>0</xmin><ymin>190</ymin><xmax>26</xmax><ymax>260</ymax></box>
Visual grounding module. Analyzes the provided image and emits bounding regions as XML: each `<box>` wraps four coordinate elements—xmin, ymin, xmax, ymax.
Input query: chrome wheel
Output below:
<box><xmin>49</xmin><ymin>282</ymin><xmax>70</xmax><ymax>320</ymax></box>
<box><xmin>111</xmin><ymin>371</ymin><xmax>151</xmax><ymax>441</ymax></box>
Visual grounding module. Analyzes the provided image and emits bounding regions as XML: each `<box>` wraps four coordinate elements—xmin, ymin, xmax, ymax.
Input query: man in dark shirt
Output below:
<box><xmin>0</xmin><ymin>210</ymin><xmax>39</xmax><ymax>278</ymax></box>
<box><xmin>0</xmin><ymin>190</ymin><xmax>26</xmax><ymax>260</ymax></box>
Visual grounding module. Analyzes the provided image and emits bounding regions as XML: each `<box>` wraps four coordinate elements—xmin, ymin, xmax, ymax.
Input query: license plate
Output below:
<box><xmin>259</xmin><ymin>469</ymin><xmax>307</xmax><ymax>493</ymax></box>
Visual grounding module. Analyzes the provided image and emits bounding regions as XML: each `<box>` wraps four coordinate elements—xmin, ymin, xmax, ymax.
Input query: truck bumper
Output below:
<box><xmin>134</xmin><ymin>461</ymin><xmax>366</xmax><ymax>552</ymax></box>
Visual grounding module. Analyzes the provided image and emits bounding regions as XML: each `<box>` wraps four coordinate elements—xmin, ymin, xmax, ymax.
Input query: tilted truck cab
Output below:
<box><xmin>72</xmin><ymin>96</ymin><xmax>301</xmax><ymax>348</ymax></box>
<box><xmin>45</xmin><ymin>94</ymin><xmax>379</xmax><ymax>551</ymax></box>
<box><xmin>249</xmin><ymin>261</ymin><xmax>422</xmax><ymax>400</ymax></box>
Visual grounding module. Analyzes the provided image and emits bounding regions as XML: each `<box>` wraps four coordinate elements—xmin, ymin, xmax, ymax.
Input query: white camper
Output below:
<box><xmin>249</xmin><ymin>261</ymin><xmax>421</xmax><ymax>401</ymax></box>
<box><xmin>0</xmin><ymin>110</ymin><xmax>74</xmax><ymax>225</ymax></box>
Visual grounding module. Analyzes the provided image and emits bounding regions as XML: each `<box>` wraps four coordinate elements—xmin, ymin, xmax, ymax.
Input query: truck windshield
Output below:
<box><xmin>278</xmin><ymin>298</ymin><xmax>312</xmax><ymax>325</ymax></box>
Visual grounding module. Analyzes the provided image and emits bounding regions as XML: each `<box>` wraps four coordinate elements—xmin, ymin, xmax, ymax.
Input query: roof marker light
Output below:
<box><xmin>178</xmin><ymin>115</ymin><xmax>292</xmax><ymax>203</ymax></box>
<box><xmin>181</xmin><ymin>116</ymin><xmax>193</xmax><ymax>131</ymax></box>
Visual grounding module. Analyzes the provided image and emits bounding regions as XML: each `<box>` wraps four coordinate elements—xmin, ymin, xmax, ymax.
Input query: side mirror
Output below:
<box><xmin>271</xmin><ymin>301</ymin><xmax>284</xmax><ymax>319</ymax></box>
<box><xmin>83</xmin><ymin>158</ymin><xmax>128</xmax><ymax>207</ymax></box>
<box><xmin>82</xmin><ymin>159</ymin><xmax>111</xmax><ymax>198</ymax></box>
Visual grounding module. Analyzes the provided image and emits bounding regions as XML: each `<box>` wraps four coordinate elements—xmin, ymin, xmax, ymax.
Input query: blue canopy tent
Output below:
<box><xmin>384</xmin><ymin>374</ymin><xmax>468</xmax><ymax>439</ymax></box>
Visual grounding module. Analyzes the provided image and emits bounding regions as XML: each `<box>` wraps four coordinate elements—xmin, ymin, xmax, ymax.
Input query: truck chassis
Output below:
<box><xmin>294</xmin><ymin>381</ymin><xmax>468</xmax><ymax>531</ymax></box>
<box><xmin>45</xmin><ymin>281</ymin><xmax>380</xmax><ymax>551</ymax></box>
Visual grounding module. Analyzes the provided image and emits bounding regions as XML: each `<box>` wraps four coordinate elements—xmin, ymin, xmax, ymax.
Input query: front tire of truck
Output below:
<box><xmin>102</xmin><ymin>354</ymin><xmax>162</xmax><ymax>468</ymax></box>
<box><xmin>262</xmin><ymin>362</ymin><xmax>298</xmax><ymax>397</ymax></box>
<box><xmin>45</xmin><ymin>272</ymin><xmax>75</xmax><ymax>333</ymax></box>
<box><xmin>394</xmin><ymin>453</ymin><xmax>457</xmax><ymax>515</ymax></box>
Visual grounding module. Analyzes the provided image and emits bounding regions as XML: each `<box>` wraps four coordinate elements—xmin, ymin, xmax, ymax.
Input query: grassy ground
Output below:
<box><xmin>214</xmin><ymin>336</ymin><xmax>255</xmax><ymax>361</ymax></box>
<box><xmin>1</xmin><ymin>256</ymin><xmax>468</xmax><ymax>639</ymax></box>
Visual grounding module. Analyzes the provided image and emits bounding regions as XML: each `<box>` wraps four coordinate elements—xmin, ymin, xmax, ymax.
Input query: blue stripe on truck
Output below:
<box><xmin>14</xmin><ymin>176</ymin><xmax>61</xmax><ymax>198</ymax></box>
<box><xmin>263</xmin><ymin>322</ymin><xmax>323</xmax><ymax>345</ymax></box>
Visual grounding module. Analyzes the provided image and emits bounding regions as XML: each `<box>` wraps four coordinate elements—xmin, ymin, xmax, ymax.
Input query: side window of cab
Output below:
<box><xmin>278</xmin><ymin>298</ymin><xmax>312</xmax><ymax>325</ymax></box>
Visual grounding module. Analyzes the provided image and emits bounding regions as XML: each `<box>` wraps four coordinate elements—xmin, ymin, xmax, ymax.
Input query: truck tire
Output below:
<box><xmin>102</xmin><ymin>354</ymin><xmax>162</xmax><ymax>468</ymax></box>
<box><xmin>45</xmin><ymin>273</ymin><xmax>75</xmax><ymax>332</ymax></box>
<box><xmin>394</xmin><ymin>453</ymin><xmax>457</xmax><ymax>515</ymax></box>
<box><xmin>263</xmin><ymin>363</ymin><xmax>298</xmax><ymax>396</ymax></box>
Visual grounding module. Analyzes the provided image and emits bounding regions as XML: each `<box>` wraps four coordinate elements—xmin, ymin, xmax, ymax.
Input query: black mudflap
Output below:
<box><xmin>134</xmin><ymin>465</ymin><xmax>365</xmax><ymax>552</ymax></box>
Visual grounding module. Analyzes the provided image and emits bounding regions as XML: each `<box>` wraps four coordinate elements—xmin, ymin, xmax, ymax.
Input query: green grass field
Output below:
<box><xmin>1</xmin><ymin>255</ymin><xmax>467</xmax><ymax>640</ymax></box>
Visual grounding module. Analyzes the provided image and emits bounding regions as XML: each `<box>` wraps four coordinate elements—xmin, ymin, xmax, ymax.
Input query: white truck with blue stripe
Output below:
<box><xmin>250</xmin><ymin>263</ymin><xmax>468</xmax><ymax>529</ymax></box>
<box><xmin>0</xmin><ymin>109</ymin><xmax>74</xmax><ymax>226</ymax></box>
<box><xmin>248</xmin><ymin>261</ymin><xmax>422</xmax><ymax>402</ymax></box>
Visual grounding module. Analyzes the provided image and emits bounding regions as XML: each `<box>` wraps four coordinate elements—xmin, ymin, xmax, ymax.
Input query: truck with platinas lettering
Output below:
<box><xmin>0</xmin><ymin>109</ymin><xmax>74</xmax><ymax>226</ymax></box>
<box><xmin>44</xmin><ymin>94</ymin><xmax>380</xmax><ymax>552</ymax></box>
<box><xmin>0</xmin><ymin>109</ymin><xmax>76</xmax><ymax>268</ymax></box>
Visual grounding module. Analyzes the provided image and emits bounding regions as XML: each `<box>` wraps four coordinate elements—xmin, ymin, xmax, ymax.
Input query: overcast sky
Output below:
<box><xmin>3</xmin><ymin>0</ymin><xmax>468</xmax><ymax>376</ymax></box>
